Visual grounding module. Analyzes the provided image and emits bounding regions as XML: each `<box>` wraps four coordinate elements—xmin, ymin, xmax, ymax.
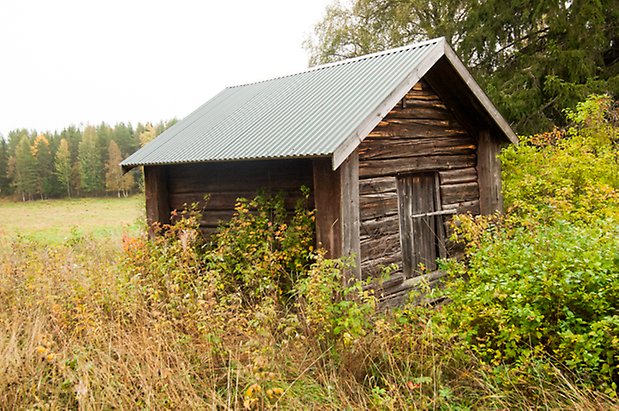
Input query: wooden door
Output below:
<box><xmin>397</xmin><ymin>173</ymin><xmax>446</xmax><ymax>277</ymax></box>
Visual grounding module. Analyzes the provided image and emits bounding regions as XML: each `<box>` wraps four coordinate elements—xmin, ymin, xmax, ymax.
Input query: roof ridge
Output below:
<box><xmin>227</xmin><ymin>37</ymin><xmax>445</xmax><ymax>89</ymax></box>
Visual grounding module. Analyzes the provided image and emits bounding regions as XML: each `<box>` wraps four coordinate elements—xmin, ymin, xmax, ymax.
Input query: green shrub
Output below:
<box><xmin>294</xmin><ymin>253</ymin><xmax>376</xmax><ymax>348</ymax></box>
<box><xmin>442</xmin><ymin>215</ymin><xmax>619</xmax><ymax>395</ymax></box>
<box><xmin>209</xmin><ymin>187</ymin><xmax>315</xmax><ymax>304</ymax></box>
<box><xmin>439</xmin><ymin>95</ymin><xmax>619</xmax><ymax>396</ymax></box>
<box><xmin>3</xmin><ymin>192</ymin><xmax>616</xmax><ymax>408</ymax></box>
<box><xmin>500</xmin><ymin>94</ymin><xmax>619</xmax><ymax>225</ymax></box>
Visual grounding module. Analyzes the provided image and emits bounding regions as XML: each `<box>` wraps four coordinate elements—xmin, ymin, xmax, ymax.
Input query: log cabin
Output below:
<box><xmin>121</xmin><ymin>37</ymin><xmax>517</xmax><ymax>305</ymax></box>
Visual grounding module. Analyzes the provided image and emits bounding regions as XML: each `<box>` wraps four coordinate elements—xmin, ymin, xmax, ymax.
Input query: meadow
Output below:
<box><xmin>0</xmin><ymin>196</ymin><xmax>143</xmax><ymax>243</ymax></box>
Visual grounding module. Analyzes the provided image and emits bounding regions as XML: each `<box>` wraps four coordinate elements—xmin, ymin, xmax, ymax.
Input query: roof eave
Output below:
<box><xmin>120</xmin><ymin>153</ymin><xmax>333</xmax><ymax>173</ymax></box>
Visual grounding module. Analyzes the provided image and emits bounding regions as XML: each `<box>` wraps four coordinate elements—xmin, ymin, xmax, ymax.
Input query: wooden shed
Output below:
<box><xmin>122</xmin><ymin>37</ymin><xmax>517</xmax><ymax>304</ymax></box>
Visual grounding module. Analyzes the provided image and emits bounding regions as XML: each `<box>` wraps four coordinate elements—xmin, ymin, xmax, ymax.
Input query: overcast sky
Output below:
<box><xmin>0</xmin><ymin>0</ymin><xmax>334</xmax><ymax>137</ymax></box>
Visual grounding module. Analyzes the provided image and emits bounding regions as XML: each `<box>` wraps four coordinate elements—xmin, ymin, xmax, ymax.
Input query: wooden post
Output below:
<box><xmin>313</xmin><ymin>154</ymin><xmax>361</xmax><ymax>280</ymax></box>
<box><xmin>144</xmin><ymin>165</ymin><xmax>170</xmax><ymax>237</ymax></box>
<box><xmin>477</xmin><ymin>129</ymin><xmax>503</xmax><ymax>214</ymax></box>
<box><xmin>313</xmin><ymin>158</ymin><xmax>342</xmax><ymax>258</ymax></box>
<box><xmin>339</xmin><ymin>151</ymin><xmax>361</xmax><ymax>280</ymax></box>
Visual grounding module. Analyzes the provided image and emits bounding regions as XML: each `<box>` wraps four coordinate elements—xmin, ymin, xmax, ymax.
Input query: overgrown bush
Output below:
<box><xmin>441</xmin><ymin>219</ymin><xmax>619</xmax><ymax>394</ymax></box>
<box><xmin>294</xmin><ymin>253</ymin><xmax>376</xmax><ymax>349</ymax></box>
<box><xmin>2</xmin><ymin>192</ymin><xmax>615</xmax><ymax>408</ymax></box>
<box><xmin>210</xmin><ymin>187</ymin><xmax>315</xmax><ymax>304</ymax></box>
<box><xmin>500</xmin><ymin>94</ymin><xmax>619</xmax><ymax>225</ymax></box>
<box><xmin>439</xmin><ymin>94</ymin><xmax>619</xmax><ymax>396</ymax></box>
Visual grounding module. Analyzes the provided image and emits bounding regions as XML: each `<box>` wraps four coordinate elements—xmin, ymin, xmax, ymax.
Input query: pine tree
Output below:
<box><xmin>96</xmin><ymin>122</ymin><xmax>113</xmax><ymax>168</ymax></box>
<box><xmin>54</xmin><ymin>139</ymin><xmax>72</xmax><ymax>197</ymax></box>
<box><xmin>6</xmin><ymin>129</ymin><xmax>30</xmax><ymax>155</ymax></box>
<box><xmin>78</xmin><ymin>126</ymin><xmax>104</xmax><ymax>195</ymax></box>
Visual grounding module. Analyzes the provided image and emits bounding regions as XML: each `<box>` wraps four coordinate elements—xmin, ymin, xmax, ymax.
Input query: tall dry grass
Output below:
<box><xmin>0</xmin><ymin>234</ymin><xmax>616</xmax><ymax>410</ymax></box>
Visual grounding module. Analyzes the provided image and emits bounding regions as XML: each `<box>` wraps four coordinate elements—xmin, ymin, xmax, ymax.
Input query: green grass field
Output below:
<box><xmin>0</xmin><ymin>195</ymin><xmax>144</xmax><ymax>243</ymax></box>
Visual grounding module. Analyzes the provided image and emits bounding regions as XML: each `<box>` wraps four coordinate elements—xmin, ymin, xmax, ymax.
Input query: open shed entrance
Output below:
<box><xmin>397</xmin><ymin>173</ymin><xmax>452</xmax><ymax>277</ymax></box>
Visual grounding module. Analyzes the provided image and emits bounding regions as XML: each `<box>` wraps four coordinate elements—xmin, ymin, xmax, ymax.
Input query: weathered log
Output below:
<box><xmin>359</xmin><ymin>192</ymin><xmax>399</xmax><ymax>220</ymax></box>
<box><xmin>390</xmin><ymin>98</ymin><xmax>448</xmax><ymax>111</ymax></box>
<box><xmin>369</xmin><ymin>123</ymin><xmax>468</xmax><ymax>139</ymax></box>
<box><xmin>376</xmin><ymin>270</ymin><xmax>448</xmax><ymax>306</ymax></box>
<box><xmin>144</xmin><ymin>166</ymin><xmax>170</xmax><ymax>236</ymax></box>
<box><xmin>439</xmin><ymin>167</ymin><xmax>478</xmax><ymax>184</ymax></box>
<box><xmin>362</xmin><ymin>272</ymin><xmax>405</xmax><ymax>292</ymax></box>
<box><xmin>359</xmin><ymin>154</ymin><xmax>477</xmax><ymax>178</ymax></box>
<box><xmin>369</xmin><ymin>118</ymin><xmax>453</xmax><ymax>130</ymax></box>
<box><xmin>359</xmin><ymin>137</ymin><xmax>476</xmax><ymax>160</ymax></box>
<box><xmin>340</xmin><ymin>152</ymin><xmax>362</xmax><ymax>280</ymax></box>
<box><xmin>359</xmin><ymin>214</ymin><xmax>400</xmax><ymax>237</ymax></box>
<box><xmin>313</xmin><ymin>158</ymin><xmax>342</xmax><ymax>259</ymax></box>
<box><xmin>477</xmin><ymin>129</ymin><xmax>503</xmax><ymax>214</ymax></box>
<box><xmin>386</xmin><ymin>105</ymin><xmax>453</xmax><ymax>120</ymax></box>
<box><xmin>360</xmin><ymin>232</ymin><xmax>401</xmax><ymax>260</ymax></box>
<box><xmin>440</xmin><ymin>182</ymin><xmax>479</xmax><ymax>205</ymax></box>
<box><xmin>360</xmin><ymin>253</ymin><xmax>402</xmax><ymax>279</ymax></box>
<box><xmin>359</xmin><ymin>176</ymin><xmax>397</xmax><ymax>195</ymax></box>
<box><xmin>442</xmin><ymin>199</ymin><xmax>481</xmax><ymax>215</ymax></box>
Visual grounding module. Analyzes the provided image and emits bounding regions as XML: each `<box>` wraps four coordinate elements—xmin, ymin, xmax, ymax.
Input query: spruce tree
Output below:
<box><xmin>112</xmin><ymin>122</ymin><xmax>138</xmax><ymax>157</ymax></box>
<box><xmin>54</xmin><ymin>139</ymin><xmax>72</xmax><ymax>197</ymax></box>
<box><xmin>32</xmin><ymin>134</ymin><xmax>54</xmax><ymax>199</ymax></box>
<box><xmin>0</xmin><ymin>139</ymin><xmax>10</xmax><ymax>196</ymax></box>
<box><xmin>12</xmin><ymin>136</ymin><xmax>38</xmax><ymax>201</ymax></box>
<box><xmin>78</xmin><ymin>126</ymin><xmax>104</xmax><ymax>195</ymax></box>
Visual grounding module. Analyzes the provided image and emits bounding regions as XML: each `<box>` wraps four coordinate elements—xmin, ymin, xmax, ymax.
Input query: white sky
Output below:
<box><xmin>0</xmin><ymin>0</ymin><xmax>334</xmax><ymax>138</ymax></box>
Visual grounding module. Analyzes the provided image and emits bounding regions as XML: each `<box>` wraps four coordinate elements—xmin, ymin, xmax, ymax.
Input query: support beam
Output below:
<box><xmin>144</xmin><ymin>165</ymin><xmax>170</xmax><ymax>236</ymax></box>
<box><xmin>313</xmin><ymin>158</ymin><xmax>342</xmax><ymax>258</ymax></box>
<box><xmin>313</xmin><ymin>154</ymin><xmax>361</xmax><ymax>280</ymax></box>
<box><xmin>477</xmin><ymin>129</ymin><xmax>503</xmax><ymax>214</ymax></box>
<box><xmin>340</xmin><ymin>151</ymin><xmax>361</xmax><ymax>280</ymax></box>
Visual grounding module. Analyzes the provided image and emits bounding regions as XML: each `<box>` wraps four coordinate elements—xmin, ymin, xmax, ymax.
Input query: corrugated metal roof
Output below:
<box><xmin>121</xmin><ymin>37</ymin><xmax>516</xmax><ymax>171</ymax></box>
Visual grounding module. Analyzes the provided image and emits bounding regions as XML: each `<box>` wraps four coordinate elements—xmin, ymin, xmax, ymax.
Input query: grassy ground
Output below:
<box><xmin>0</xmin><ymin>196</ymin><xmax>615</xmax><ymax>409</ymax></box>
<box><xmin>0</xmin><ymin>224</ymin><xmax>614</xmax><ymax>410</ymax></box>
<box><xmin>0</xmin><ymin>196</ymin><xmax>144</xmax><ymax>243</ymax></box>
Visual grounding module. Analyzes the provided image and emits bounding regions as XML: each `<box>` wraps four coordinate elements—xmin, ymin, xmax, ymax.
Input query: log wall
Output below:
<box><xmin>165</xmin><ymin>159</ymin><xmax>314</xmax><ymax>237</ymax></box>
<box><xmin>358</xmin><ymin>80</ymin><xmax>480</xmax><ymax>283</ymax></box>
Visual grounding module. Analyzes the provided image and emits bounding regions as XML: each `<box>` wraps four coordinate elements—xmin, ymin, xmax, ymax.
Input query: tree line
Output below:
<box><xmin>0</xmin><ymin>120</ymin><xmax>176</xmax><ymax>201</ymax></box>
<box><xmin>306</xmin><ymin>0</ymin><xmax>618</xmax><ymax>134</ymax></box>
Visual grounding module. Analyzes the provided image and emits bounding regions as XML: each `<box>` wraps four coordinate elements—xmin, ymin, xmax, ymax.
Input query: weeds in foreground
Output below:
<box><xmin>1</xmin><ymin>212</ymin><xmax>615</xmax><ymax>409</ymax></box>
